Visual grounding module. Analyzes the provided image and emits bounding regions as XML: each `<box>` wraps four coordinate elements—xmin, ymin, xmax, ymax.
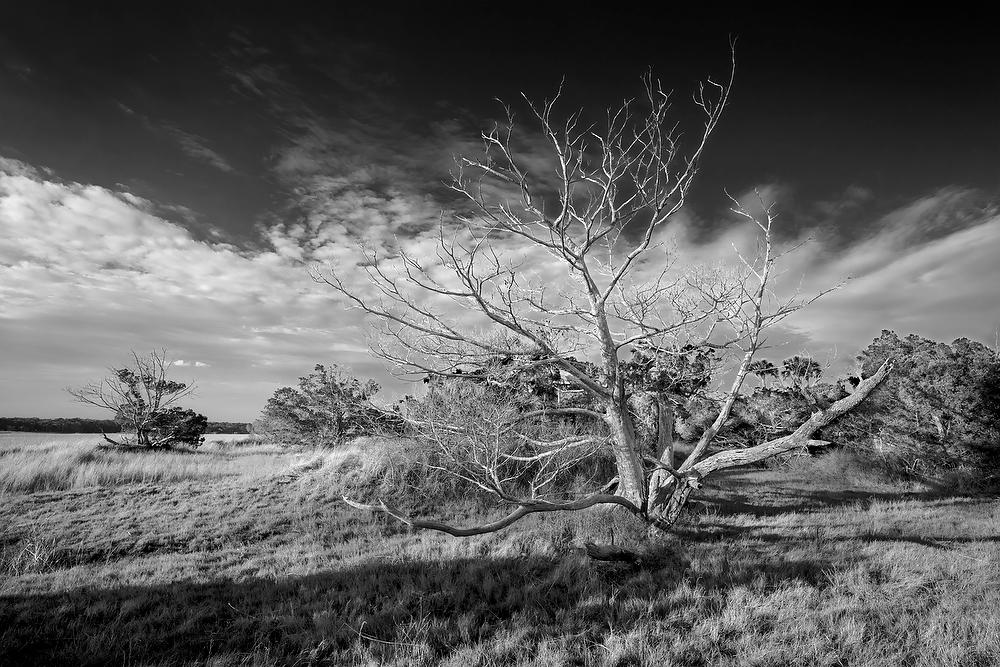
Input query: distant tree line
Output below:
<box><xmin>0</xmin><ymin>416</ymin><xmax>250</xmax><ymax>434</ymax></box>
<box><xmin>0</xmin><ymin>417</ymin><xmax>123</xmax><ymax>433</ymax></box>
<box><xmin>205</xmin><ymin>421</ymin><xmax>252</xmax><ymax>434</ymax></box>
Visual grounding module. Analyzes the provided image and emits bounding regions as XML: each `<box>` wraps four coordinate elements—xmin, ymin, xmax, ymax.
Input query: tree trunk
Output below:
<box><xmin>136</xmin><ymin>422</ymin><xmax>149</xmax><ymax>447</ymax></box>
<box><xmin>656</xmin><ymin>396</ymin><xmax>674</xmax><ymax>467</ymax></box>
<box><xmin>604</xmin><ymin>402</ymin><xmax>647</xmax><ymax>507</ymax></box>
<box><xmin>643</xmin><ymin>396</ymin><xmax>691</xmax><ymax>529</ymax></box>
<box><xmin>932</xmin><ymin>413</ymin><xmax>952</xmax><ymax>458</ymax></box>
<box><xmin>646</xmin><ymin>473</ymin><xmax>700</xmax><ymax>531</ymax></box>
<box><xmin>932</xmin><ymin>414</ymin><xmax>951</xmax><ymax>441</ymax></box>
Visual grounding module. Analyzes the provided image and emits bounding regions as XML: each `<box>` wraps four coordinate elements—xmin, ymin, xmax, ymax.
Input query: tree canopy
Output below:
<box><xmin>255</xmin><ymin>364</ymin><xmax>383</xmax><ymax>446</ymax></box>
<box><xmin>322</xmin><ymin>66</ymin><xmax>892</xmax><ymax>540</ymax></box>
<box><xmin>66</xmin><ymin>350</ymin><xmax>207</xmax><ymax>448</ymax></box>
<box><xmin>851</xmin><ymin>330</ymin><xmax>1000</xmax><ymax>463</ymax></box>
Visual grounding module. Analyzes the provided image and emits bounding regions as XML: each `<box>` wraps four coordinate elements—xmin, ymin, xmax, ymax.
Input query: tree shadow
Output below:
<box><xmin>672</xmin><ymin>522</ymin><xmax>998</xmax><ymax>552</ymax></box>
<box><xmin>1</xmin><ymin>549</ymin><xmax>854</xmax><ymax>665</ymax></box>
<box><xmin>690</xmin><ymin>489</ymin><xmax>932</xmax><ymax>519</ymax></box>
<box><xmin>687</xmin><ymin>468</ymin><xmax>962</xmax><ymax>520</ymax></box>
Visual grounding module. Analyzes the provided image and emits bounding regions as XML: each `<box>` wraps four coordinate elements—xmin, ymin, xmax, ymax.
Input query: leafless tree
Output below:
<box><xmin>319</xmin><ymin>63</ymin><xmax>892</xmax><ymax>538</ymax></box>
<box><xmin>67</xmin><ymin>349</ymin><xmax>197</xmax><ymax>448</ymax></box>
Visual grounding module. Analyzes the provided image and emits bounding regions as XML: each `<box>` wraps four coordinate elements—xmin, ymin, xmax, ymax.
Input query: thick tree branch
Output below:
<box><xmin>342</xmin><ymin>493</ymin><xmax>641</xmax><ymax>537</ymax></box>
<box><xmin>691</xmin><ymin>358</ymin><xmax>893</xmax><ymax>477</ymax></box>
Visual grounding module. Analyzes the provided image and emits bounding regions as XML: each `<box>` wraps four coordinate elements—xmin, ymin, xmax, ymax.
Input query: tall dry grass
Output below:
<box><xmin>0</xmin><ymin>433</ymin><xmax>298</xmax><ymax>494</ymax></box>
<box><xmin>1</xmin><ymin>435</ymin><xmax>998</xmax><ymax>665</ymax></box>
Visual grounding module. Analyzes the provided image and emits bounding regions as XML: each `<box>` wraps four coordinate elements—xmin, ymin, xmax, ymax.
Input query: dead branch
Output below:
<box><xmin>342</xmin><ymin>493</ymin><xmax>641</xmax><ymax>537</ymax></box>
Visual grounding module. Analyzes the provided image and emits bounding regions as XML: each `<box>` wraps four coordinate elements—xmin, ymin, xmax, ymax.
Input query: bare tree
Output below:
<box><xmin>320</xmin><ymin>64</ymin><xmax>892</xmax><ymax>537</ymax></box>
<box><xmin>67</xmin><ymin>350</ymin><xmax>198</xmax><ymax>448</ymax></box>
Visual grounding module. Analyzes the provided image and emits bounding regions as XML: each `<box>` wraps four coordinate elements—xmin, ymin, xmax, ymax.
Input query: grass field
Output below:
<box><xmin>1</xmin><ymin>433</ymin><xmax>998</xmax><ymax>666</ymax></box>
<box><xmin>0</xmin><ymin>432</ymin><xmax>296</xmax><ymax>495</ymax></box>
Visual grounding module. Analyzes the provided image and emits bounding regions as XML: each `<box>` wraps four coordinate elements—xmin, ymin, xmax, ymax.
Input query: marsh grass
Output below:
<box><xmin>1</xmin><ymin>436</ymin><xmax>998</xmax><ymax>665</ymax></box>
<box><xmin>0</xmin><ymin>531</ymin><xmax>59</xmax><ymax>577</ymax></box>
<box><xmin>0</xmin><ymin>433</ymin><xmax>300</xmax><ymax>494</ymax></box>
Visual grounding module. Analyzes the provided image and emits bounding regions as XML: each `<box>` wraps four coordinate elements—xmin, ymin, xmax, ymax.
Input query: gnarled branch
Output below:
<box><xmin>342</xmin><ymin>493</ymin><xmax>641</xmax><ymax>537</ymax></box>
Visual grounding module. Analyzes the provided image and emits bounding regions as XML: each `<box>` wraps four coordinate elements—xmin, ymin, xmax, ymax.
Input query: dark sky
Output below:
<box><xmin>5</xmin><ymin>6</ymin><xmax>998</xmax><ymax>230</ymax></box>
<box><xmin>1</xmin><ymin>5</ymin><xmax>998</xmax><ymax>419</ymax></box>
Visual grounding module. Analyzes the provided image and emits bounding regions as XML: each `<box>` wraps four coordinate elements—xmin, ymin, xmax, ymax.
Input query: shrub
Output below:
<box><xmin>148</xmin><ymin>407</ymin><xmax>208</xmax><ymax>448</ymax></box>
<box><xmin>254</xmin><ymin>364</ymin><xmax>385</xmax><ymax>447</ymax></box>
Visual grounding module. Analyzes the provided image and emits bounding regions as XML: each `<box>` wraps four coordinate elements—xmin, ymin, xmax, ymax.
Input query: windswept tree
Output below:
<box><xmin>847</xmin><ymin>331</ymin><xmax>1000</xmax><ymax>463</ymax></box>
<box><xmin>67</xmin><ymin>350</ymin><xmax>206</xmax><ymax>448</ymax></box>
<box><xmin>255</xmin><ymin>364</ymin><xmax>382</xmax><ymax>446</ymax></box>
<box><xmin>319</xmin><ymin>66</ymin><xmax>892</xmax><ymax>538</ymax></box>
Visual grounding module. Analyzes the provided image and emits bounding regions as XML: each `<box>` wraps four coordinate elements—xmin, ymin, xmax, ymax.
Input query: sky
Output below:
<box><xmin>1</xmin><ymin>6</ymin><xmax>998</xmax><ymax>421</ymax></box>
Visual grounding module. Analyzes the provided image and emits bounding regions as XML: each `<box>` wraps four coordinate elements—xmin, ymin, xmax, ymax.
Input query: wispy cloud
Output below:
<box><xmin>219</xmin><ymin>30</ymin><xmax>482</xmax><ymax>267</ymax></box>
<box><xmin>159</xmin><ymin>123</ymin><xmax>236</xmax><ymax>174</ymax></box>
<box><xmin>782</xmin><ymin>193</ymin><xmax>1000</xmax><ymax>355</ymax></box>
<box><xmin>116</xmin><ymin>103</ymin><xmax>236</xmax><ymax>174</ymax></box>
<box><xmin>654</xmin><ymin>186</ymin><xmax>1000</xmax><ymax>371</ymax></box>
<box><xmin>232</xmin><ymin>29</ymin><xmax>1000</xmax><ymax>371</ymax></box>
<box><xmin>172</xmin><ymin>359</ymin><xmax>210</xmax><ymax>367</ymax></box>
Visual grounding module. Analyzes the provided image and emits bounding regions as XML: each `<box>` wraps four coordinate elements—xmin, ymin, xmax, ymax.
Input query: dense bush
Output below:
<box><xmin>254</xmin><ymin>364</ymin><xmax>389</xmax><ymax>446</ymax></box>
<box><xmin>147</xmin><ymin>407</ymin><xmax>208</xmax><ymax>447</ymax></box>
<box><xmin>341</xmin><ymin>436</ymin><xmax>473</xmax><ymax>505</ymax></box>
<box><xmin>827</xmin><ymin>331</ymin><xmax>1000</xmax><ymax>479</ymax></box>
<box><xmin>406</xmin><ymin>377</ymin><xmax>611</xmax><ymax>498</ymax></box>
<box><xmin>672</xmin><ymin>335</ymin><xmax>1000</xmax><ymax>489</ymax></box>
<box><xmin>347</xmin><ymin>332</ymin><xmax>1000</xmax><ymax>495</ymax></box>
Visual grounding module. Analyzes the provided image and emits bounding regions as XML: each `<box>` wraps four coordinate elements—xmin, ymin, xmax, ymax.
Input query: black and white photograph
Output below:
<box><xmin>1</xmin><ymin>4</ymin><xmax>999</xmax><ymax>665</ymax></box>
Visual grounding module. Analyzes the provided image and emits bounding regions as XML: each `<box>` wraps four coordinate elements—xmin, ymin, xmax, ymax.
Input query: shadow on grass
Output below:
<box><xmin>1</xmin><ymin>548</ymin><xmax>851</xmax><ymax>666</ymax></box>
<box><xmin>689</xmin><ymin>468</ymin><xmax>962</xmax><ymax>520</ymax></box>
<box><xmin>674</xmin><ymin>521</ymin><xmax>1000</xmax><ymax>552</ymax></box>
<box><xmin>694</xmin><ymin>489</ymin><xmax>935</xmax><ymax>519</ymax></box>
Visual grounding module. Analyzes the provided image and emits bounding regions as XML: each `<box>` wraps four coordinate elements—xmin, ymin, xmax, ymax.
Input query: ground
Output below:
<box><xmin>1</xmin><ymin>434</ymin><xmax>998</xmax><ymax>666</ymax></box>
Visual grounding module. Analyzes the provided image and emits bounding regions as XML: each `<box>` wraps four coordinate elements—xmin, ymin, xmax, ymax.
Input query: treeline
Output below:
<box><xmin>0</xmin><ymin>417</ymin><xmax>250</xmax><ymax>434</ymax></box>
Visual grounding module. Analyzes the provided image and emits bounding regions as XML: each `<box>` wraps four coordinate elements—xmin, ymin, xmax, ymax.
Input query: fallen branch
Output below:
<box><xmin>690</xmin><ymin>359</ymin><xmax>893</xmax><ymax>478</ymax></box>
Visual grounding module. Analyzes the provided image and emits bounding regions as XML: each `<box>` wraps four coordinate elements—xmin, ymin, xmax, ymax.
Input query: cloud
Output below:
<box><xmin>783</xmin><ymin>201</ymin><xmax>1000</xmax><ymax>355</ymax></box>
<box><xmin>159</xmin><ymin>123</ymin><xmax>236</xmax><ymax>174</ymax></box>
<box><xmin>0</xmin><ymin>170</ymin><xmax>276</xmax><ymax>312</ymax></box>
<box><xmin>5</xmin><ymin>79</ymin><xmax>998</xmax><ymax>420</ymax></box>
<box><xmin>0</xmin><ymin>158</ymin><xmax>386</xmax><ymax>419</ymax></box>
<box><xmin>172</xmin><ymin>360</ymin><xmax>210</xmax><ymax>367</ymax></box>
<box><xmin>259</xmin><ymin>56</ymin><xmax>1000</xmax><ymax>372</ymax></box>
<box><xmin>116</xmin><ymin>103</ymin><xmax>236</xmax><ymax>174</ymax></box>
<box><xmin>264</xmin><ymin>85</ymin><xmax>1000</xmax><ymax>380</ymax></box>
<box><xmin>219</xmin><ymin>31</ymin><xmax>484</xmax><ymax>266</ymax></box>
<box><xmin>0</xmin><ymin>156</ymin><xmax>46</xmax><ymax>179</ymax></box>
<box><xmin>661</xmin><ymin>186</ymin><xmax>1000</xmax><ymax>372</ymax></box>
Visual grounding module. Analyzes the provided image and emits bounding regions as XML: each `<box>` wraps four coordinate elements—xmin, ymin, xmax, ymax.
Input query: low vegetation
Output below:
<box><xmin>0</xmin><ymin>433</ymin><xmax>292</xmax><ymax>495</ymax></box>
<box><xmin>2</xmin><ymin>432</ymin><xmax>998</xmax><ymax>666</ymax></box>
<box><xmin>67</xmin><ymin>349</ymin><xmax>211</xmax><ymax>449</ymax></box>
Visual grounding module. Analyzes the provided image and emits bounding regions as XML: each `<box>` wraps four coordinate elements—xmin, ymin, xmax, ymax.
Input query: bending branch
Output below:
<box><xmin>342</xmin><ymin>493</ymin><xmax>641</xmax><ymax>537</ymax></box>
<box><xmin>691</xmin><ymin>358</ymin><xmax>893</xmax><ymax>477</ymax></box>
